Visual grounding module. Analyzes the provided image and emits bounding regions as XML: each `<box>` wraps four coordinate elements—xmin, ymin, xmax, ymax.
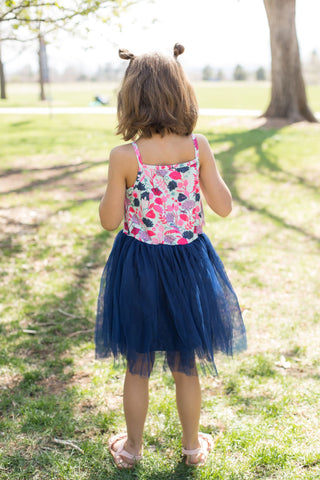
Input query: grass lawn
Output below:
<box><xmin>1</xmin><ymin>81</ymin><xmax>320</xmax><ymax>112</ymax></box>
<box><xmin>0</xmin><ymin>113</ymin><xmax>320</xmax><ymax>479</ymax></box>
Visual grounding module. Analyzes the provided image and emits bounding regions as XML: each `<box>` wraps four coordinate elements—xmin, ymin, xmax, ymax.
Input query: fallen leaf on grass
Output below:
<box><xmin>275</xmin><ymin>355</ymin><xmax>291</xmax><ymax>369</ymax></box>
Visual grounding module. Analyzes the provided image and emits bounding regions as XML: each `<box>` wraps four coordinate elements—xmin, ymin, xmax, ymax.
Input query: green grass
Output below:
<box><xmin>1</xmin><ymin>81</ymin><xmax>320</xmax><ymax>111</ymax></box>
<box><xmin>0</xmin><ymin>113</ymin><xmax>320</xmax><ymax>479</ymax></box>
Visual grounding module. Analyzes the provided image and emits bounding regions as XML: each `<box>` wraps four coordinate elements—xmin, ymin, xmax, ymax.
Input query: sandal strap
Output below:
<box><xmin>118</xmin><ymin>449</ymin><xmax>142</xmax><ymax>461</ymax></box>
<box><xmin>110</xmin><ymin>436</ymin><xmax>142</xmax><ymax>462</ymax></box>
<box><xmin>114</xmin><ymin>438</ymin><xmax>142</xmax><ymax>461</ymax></box>
<box><xmin>182</xmin><ymin>433</ymin><xmax>214</xmax><ymax>456</ymax></box>
<box><xmin>182</xmin><ymin>446</ymin><xmax>202</xmax><ymax>456</ymax></box>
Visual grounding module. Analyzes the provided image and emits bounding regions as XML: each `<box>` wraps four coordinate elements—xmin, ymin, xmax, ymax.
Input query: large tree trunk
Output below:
<box><xmin>263</xmin><ymin>0</ymin><xmax>317</xmax><ymax>122</ymax></box>
<box><xmin>0</xmin><ymin>39</ymin><xmax>6</xmax><ymax>100</ymax></box>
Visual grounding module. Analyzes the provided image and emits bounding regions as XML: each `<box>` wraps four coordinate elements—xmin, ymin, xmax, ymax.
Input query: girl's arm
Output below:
<box><xmin>99</xmin><ymin>147</ymin><xmax>127</xmax><ymax>230</ymax></box>
<box><xmin>197</xmin><ymin>134</ymin><xmax>232</xmax><ymax>217</ymax></box>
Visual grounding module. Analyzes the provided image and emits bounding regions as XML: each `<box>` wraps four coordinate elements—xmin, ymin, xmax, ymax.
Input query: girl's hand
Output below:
<box><xmin>197</xmin><ymin>134</ymin><xmax>232</xmax><ymax>217</ymax></box>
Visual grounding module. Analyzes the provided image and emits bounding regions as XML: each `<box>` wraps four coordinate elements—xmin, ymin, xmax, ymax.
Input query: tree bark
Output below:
<box><xmin>263</xmin><ymin>0</ymin><xmax>317</xmax><ymax>122</ymax></box>
<box><xmin>0</xmin><ymin>39</ymin><xmax>6</xmax><ymax>99</ymax></box>
<box><xmin>38</xmin><ymin>33</ymin><xmax>46</xmax><ymax>101</ymax></box>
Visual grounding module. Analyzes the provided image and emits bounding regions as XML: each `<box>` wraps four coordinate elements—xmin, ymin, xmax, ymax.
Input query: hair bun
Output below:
<box><xmin>119</xmin><ymin>49</ymin><xmax>135</xmax><ymax>60</ymax></box>
<box><xmin>173</xmin><ymin>43</ymin><xmax>185</xmax><ymax>59</ymax></box>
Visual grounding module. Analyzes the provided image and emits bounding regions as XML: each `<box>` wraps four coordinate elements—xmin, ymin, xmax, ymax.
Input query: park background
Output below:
<box><xmin>1</xmin><ymin>0</ymin><xmax>320</xmax><ymax>479</ymax></box>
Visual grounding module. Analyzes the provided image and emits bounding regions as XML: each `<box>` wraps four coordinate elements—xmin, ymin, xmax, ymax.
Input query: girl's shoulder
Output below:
<box><xmin>193</xmin><ymin>133</ymin><xmax>213</xmax><ymax>166</ymax></box>
<box><xmin>194</xmin><ymin>133</ymin><xmax>211</xmax><ymax>150</ymax></box>
<box><xmin>108</xmin><ymin>143</ymin><xmax>136</xmax><ymax>170</ymax></box>
<box><xmin>110</xmin><ymin>143</ymin><xmax>135</xmax><ymax>160</ymax></box>
<box><xmin>108</xmin><ymin>143</ymin><xmax>138</xmax><ymax>189</ymax></box>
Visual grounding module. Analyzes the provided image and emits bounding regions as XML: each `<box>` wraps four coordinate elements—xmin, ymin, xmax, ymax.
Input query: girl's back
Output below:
<box><xmin>122</xmin><ymin>133</ymin><xmax>203</xmax><ymax>245</ymax></box>
<box><xmin>118</xmin><ymin>133</ymin><xmax>198</xmax><ymax>188</ymax></box>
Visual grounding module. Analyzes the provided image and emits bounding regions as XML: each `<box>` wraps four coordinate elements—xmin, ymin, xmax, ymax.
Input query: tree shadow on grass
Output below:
<box><xmin>0</xmin><ymin>222</ymin><xmax>115</xmax><ymax>477</ymax></box>
<box><xmin>9</xmin><ymin>227</ymin><xmax>111</xmax><ymax>363</ymax></box>
<box><xmin>0</xmin><ymin>158</ymin><xmax>108</xmax><ymax>196</ymax></box>
<box><xmin>203</xmin><ymin>126</ymin><xmax>320</xmax><ymax>249</ymax></box>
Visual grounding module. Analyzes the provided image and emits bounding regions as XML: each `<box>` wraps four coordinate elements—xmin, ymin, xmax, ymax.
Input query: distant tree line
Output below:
<box><xmin>202</xmin><ymin>50</ymin><xmax>320</xmax><ymax>83</ymax></box>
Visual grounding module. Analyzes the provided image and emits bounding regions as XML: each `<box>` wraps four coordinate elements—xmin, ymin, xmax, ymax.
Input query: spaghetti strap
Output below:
<box><xmin>191</xmin><ymin>133</ymin><xmax>199</xmax><ymax>162</ymax></box>
<box><xmin>132</xmin><ymin>141</ymin><xmax>144</xmax><ymax>169</ymax></box>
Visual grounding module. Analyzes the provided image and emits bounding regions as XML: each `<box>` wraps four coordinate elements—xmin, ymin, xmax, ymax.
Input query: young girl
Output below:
<box><xmin>95</xmin><ymin>43</ymin><xmax>247</xmax><ymax>469</ymax></box>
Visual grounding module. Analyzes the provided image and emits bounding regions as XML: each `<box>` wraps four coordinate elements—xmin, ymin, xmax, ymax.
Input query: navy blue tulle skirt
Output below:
<box><xmin>95</xmin><ymin>231</ymin><xmax>246</xmax><ymax>377</ymax></box>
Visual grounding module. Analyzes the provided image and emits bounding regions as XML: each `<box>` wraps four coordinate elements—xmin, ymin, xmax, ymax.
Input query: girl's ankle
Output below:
<box><xmin>182</xmin><ymin>435</ymin><xmax>200</xmax><ymax>451</ymax></box>
<box><xmin>125</xmin><ymin>438</ymin><xmax>142</xmax><ymax>455</ymax></box>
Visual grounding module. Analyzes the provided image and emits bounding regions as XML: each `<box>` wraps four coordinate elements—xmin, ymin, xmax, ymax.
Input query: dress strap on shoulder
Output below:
<box><xmin>191</xmin><ymin>133</ymin><xmax>199</xmax><ymax>161</ymax></box>
<box><xmin>132</xmin><ymin>141</ymin><xmax>143</xmax><ymax>169</ymax></box>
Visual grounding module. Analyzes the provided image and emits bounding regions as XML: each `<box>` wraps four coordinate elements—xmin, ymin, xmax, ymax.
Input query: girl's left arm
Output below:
<box><xmin>99</xmin><ymin>147</ymin><xmax>127</xmax><ymax>230</ymax></box>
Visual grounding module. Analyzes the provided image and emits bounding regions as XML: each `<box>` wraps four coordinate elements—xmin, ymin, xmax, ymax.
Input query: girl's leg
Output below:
<box><xmin>109</xmin><ymin>368</ymin><xmax>149</xmax><ymax>467</ymax></box>
<box><xmin>122</xmin><ymin>368</ymin><xmax>149</xmax><ymax>455</ymax></box>
<box><xmin>171</xmin><ymin>370</ymin><xmax>202</xmax><ymax>452</ymax></box>
<box><xmin>110</xmin><ymin>353</ymin><xmax>153</xmax><ymax>467</ymax></box>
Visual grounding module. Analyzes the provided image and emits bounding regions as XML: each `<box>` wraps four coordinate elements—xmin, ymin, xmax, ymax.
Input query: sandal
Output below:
<box><xmin>182</xmin><ymin>432</ymin><xmax>214</xmax><ymax>467</ymax></box>
<box><xmin>108</xmin><ymin>434</ymin><xmax>142</xmax><ymax>469</ymax></box>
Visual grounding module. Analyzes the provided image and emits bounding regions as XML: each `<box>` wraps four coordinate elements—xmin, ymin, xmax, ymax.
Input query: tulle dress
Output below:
<box><xmin>95</xmin><ymin>134</ymin><xmax>247</xmax><ymax>377</ymax></box>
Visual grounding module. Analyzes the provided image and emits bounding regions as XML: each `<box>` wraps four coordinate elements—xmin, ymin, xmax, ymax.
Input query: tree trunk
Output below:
<box><xmin>0</xmin><ymin>39</ymin><xmax>6</xmax><ymax>100</ymax></box>
<box><xmin>38</xmin><ymin>33</ymin><xmax>46</xmax><ymax>101</ymax></box>
<box><xmin>263</xmin><ymin>0</ymin><xmax>317</xmax><ymax>122</ymax></box>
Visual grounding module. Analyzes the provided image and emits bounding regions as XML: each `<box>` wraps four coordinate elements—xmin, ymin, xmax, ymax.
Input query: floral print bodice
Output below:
<box><xmin>123</xmin><ymin>134</ymin><xmax>205</xmax><ymax>245</ymax></box>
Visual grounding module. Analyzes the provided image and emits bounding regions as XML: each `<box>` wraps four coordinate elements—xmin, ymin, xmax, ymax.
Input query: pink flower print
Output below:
<box><xmin>155</xmin><ymin>197</ymin><xmax>163</xmax><ymax>205</ymax></box>
<box><xmin>131</xmin><ymin>227</ymin><xmax>140</xmax><ymax>235</ymax></box>
<box><xmin>179</xmin><ymin>214</ymin><xmax>189</xmax><ymax>222</ymax></box>
<box><xmin>178</xmin><ymin>237</ymin><xmax>188</xmax><ymax>245</ymax></box>
<box><xmin>177</xmin><ymin>179</ymin><xmax>189</xmax><ymax>190</ymax></box>
<box><xmin>146</xmin><ymin>210</ymin><xmax>156</xmax><ymax>218</ymax></box>
<box><xmin>169</xmin><ymin>171</ymin><xmax>182</xmax><ymax>180</ymax></box>
<box><xmin>147</xmin><ymin>230</ymin><xmax>156</xmax><ymax>237</ymax></box>
<box><xmin>152</xmin><ymin>187</ymin><xmax>162</xmax><ymax>196</ymax></box>
<box><xmin>166</xmin><ymin>228</ymin><xmax>180</xmax><ymax>235</ymax></box>
<box><xmin>153</xmin><ymin>204</ymin><xmax>163</xmax><ymax>214</ymax></box>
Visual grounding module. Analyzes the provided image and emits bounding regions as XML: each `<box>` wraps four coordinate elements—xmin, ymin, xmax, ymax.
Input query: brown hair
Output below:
<box><xmin>116</xmin><ymin>43</ymin><xmax>198</xmax><ymax>141</ymax></box>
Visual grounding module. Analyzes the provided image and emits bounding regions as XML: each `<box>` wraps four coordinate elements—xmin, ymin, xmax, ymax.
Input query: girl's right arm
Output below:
<box><xmin>197</xmin><ymin>134</ymin><xmax>232</xmax><ymax>217</ymax></box>
<box><xmin>99</xmin><ymin>147</ymin><xmax>127</xmax><ymax>231</ymax></box>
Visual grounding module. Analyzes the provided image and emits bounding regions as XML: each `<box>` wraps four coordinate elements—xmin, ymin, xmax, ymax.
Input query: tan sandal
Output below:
<box><xmin>108</xmin><ymin>434</ymin><xmax>142</xmax><ymax>469</ymax></box>
<box><xmin>182</xmin><ymin>432</ymin><xmax>214</xmax><ymax>467</ymax></box>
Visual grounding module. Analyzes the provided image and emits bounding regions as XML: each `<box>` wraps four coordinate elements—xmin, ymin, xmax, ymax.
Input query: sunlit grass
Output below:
<box><xmin>0</xmin><ymin>114</ymin><xmax>320</xmax><ymax>478</ymax></box>
<box><xmin>1</xmin><ymin>81</ymin><xmax>320</xmax><ymax>111</ymax></box>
